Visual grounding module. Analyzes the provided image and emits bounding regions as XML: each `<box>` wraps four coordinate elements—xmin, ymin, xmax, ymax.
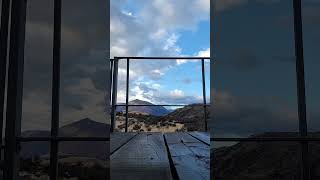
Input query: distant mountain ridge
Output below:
<box><xmin>19</xmin><ymin>103</ymin><xmax>205</xmax><ymax>158</ymax></box>
<box><xmin>20</xmin><ymin>118</ymin><xmax>109</xmax><ymax>160</ymax></box>
<box><xmin>116</xmin><ymin>99</ymin><xmax>170</xmax><ymax>116</ymax></box>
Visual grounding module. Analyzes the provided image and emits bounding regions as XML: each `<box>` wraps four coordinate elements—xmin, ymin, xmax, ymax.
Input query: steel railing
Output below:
<box><xmin>110</xmin><ymin>57</ymin><xmax>210</xmax><ymax>132</ymax></box>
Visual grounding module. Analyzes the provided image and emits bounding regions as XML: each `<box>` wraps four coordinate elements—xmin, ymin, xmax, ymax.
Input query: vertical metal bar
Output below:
<box><xmin>110</xmin><ymin>59</ymin><xmax>114</xmax><ymax>104</ymax></box>
<box><xmin>293</xmin><ymin>0</ymin><xmax>309</xmax><ymax>179</ymax></box>
<box><xmin>4</xmin><ymin>0</ymin><xmax>26</xmax><ymax>179</ymax></box>
<box><xmin>111</xmin><ymin>58</ymin><xmax>118</xmax><ymax>132</ymax></box>
<box><xmin>0</xmin><ymin>0</ymin><xmax>11</xmax><ymax>151</ymax></box>
<box><xmin>201</xmin><ymin>59</ymin><xmax>208</xmax><ymax>131</ymax></box>
<box><xmin>50</xmin><ymin>0</ymin><xmax>62</xmax><ymax>179</ymax></box>
<box><xmin>125</xmin><ymin>58</ymin><xmax>129</xmax><ymax>132</ymax></box>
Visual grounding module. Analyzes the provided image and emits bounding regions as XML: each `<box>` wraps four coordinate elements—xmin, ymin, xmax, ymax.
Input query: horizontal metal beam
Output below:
<box><xmin>210</xmin><ymin>137</ymin><xmax>320</xmax><ymax>142</ymax></box>
<box><xmin>115</xmin><ymin>56</ymin><xmax>210</xmax><ymax>60</ymax></box>
<box><xmin>17</xmin><ymin>136</ymin><xmax>110</xmax><ymax>142</ymax></box>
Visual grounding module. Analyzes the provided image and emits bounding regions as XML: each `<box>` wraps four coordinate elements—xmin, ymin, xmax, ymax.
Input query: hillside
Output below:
<box><xmin>211</xmin><ymin>132</ymin><xmax>320</xmax><ymax>180</ymax></box>
<box><xmin>159</xmin><ymin>104</ymin><xmax>209</xmax><ymax>131</ymax></box>
<box><xmin>115</xmin><ymin>103</ymin><xmax>209</xmax><ymax>132</ymax></box>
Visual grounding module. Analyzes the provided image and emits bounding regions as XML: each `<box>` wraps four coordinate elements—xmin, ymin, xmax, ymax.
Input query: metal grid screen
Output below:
<box><xmin>210</xmin><ymin>0</ymin><xmax>319</xmax><ymax>180</ymax></box>
<box><xmin>0</xmin><ymin>1</ymin><xmax>110</xmax><ymax>180</ymax></box>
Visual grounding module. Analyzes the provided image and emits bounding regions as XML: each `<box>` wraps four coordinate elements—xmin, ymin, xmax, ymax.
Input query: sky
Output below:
<box><xmin>110</xmin><ymin>0</ymin><xmax>210</xmax><ymax>107</ymax></box>
<box><xmin>13</xmin><ymin>0</ymin><xmax>109</xmax><ymax>131</ymax></box>
<box><xmin>210</xmin><ymin>0</ymin><xmax>320</xmax><ymax>141</ymax></box>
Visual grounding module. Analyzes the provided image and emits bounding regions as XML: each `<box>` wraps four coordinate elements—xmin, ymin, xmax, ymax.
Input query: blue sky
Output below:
<box><xmin>110</xmin><ymin>0</ymin><xmax>210</xmax><ymax>106</ymax></box>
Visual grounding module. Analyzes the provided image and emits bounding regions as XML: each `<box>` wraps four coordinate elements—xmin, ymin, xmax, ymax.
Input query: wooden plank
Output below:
<box><xmin>188</xmin><ymin>132</ymin><xmax>210</xmax><ymax>146</ymax></box>
<box><xmin>165</xmin><ymin>132</ymin><xmax>210</xmax><ymax>180</ymax></box>
<box><xmin>111</xmin><ymin>133</ymin><xmax>173</xmax><ymax>180</ymax></box>
<box><xmin>110</xmin><ymin>132</ymin><xmax>137</xmax><ymax>154</ymax></box>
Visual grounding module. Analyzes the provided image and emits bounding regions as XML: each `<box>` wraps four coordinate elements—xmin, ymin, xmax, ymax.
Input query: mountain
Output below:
<box><xmin>116</xmin><ymin>99</ymin><xmax>170</xmax><ymax>116</ymax></box>
<box><xmin>20</xmin><ymin>118</ymin><xmax>110</xmax><ymax>160</ymax></box>
<box><xmin>59</xmin><ymin>118</ymin><xmax>109</xmax><ymax>137</ymax></box>
<box><xmin>158</xmin><ymin>104</ymin><xmax>209</xmax><ymax>131</ymax></box>
<box><xmin>211</xmin><ymin>132</ymin><xmax>320</xmax><ymax>180</ymax></box>
<box><xmin>161</xmin><ymin>103</ymin><xmax>209</xmax><ymax>122</ymax></box>
<box><xmin>115</xmin><ymin>102</ymin><xmax>210</xmax><ymax>131</ymax></box>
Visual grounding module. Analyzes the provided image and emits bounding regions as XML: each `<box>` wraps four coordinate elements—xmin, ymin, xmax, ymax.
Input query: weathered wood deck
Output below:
<box><xmin>110</xmin><ymin>132</ymin><xmax>210</xmax><ymax>180</ymax></box>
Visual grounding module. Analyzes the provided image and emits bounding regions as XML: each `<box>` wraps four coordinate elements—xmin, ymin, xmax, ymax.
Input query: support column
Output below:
<box><xmin>293</xmin><ymin>0</ymin><xmax>309</xmax><ymax>179</ymax></box>
<box><xmin>111</xmin><ymin>58</ymin><xmax>118</xmax><ymax>132</ymax></box>
<box><xmin>0</xmin><ymin>0</ymin><xmax>11</xmax><ymax>150</ymax></box>
<box><xmin>50</xmin><ymin>0</ymin><xmax>62</xmax><ymax>179</ymax></box>
<box><xmin>4</xmin><ymin>0</ymin><xmax>27</xmax><ymax>179</ymax></box>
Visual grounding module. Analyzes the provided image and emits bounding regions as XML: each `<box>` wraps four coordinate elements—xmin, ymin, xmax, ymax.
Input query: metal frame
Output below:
<box><xmin>110</xmin><ymin>57</ymin><xmax>210</xmax><ymax>132</ymax></box>
<box><xmin>210</xmin><ymin>0</ymin><xmax>313</xmax><ymax>180</ymax></box>
<box><xmin>0</xmin><ymin>0</ymin><xmax>316</xmax><ymax>179</ymax></box>
<box><xmin>4</xmin><ymin>0</ymin><xmax>27</xmax><ymax>179</ymax></box>
<box><xmin>0</xmin><ymin>0</ymin><xmax>11</xmax><ymax>154</ymax></box>
<box><xmin>1</xmin><ymin>1</ymin><xmax>110</xmax><ymax>180</ymax></box>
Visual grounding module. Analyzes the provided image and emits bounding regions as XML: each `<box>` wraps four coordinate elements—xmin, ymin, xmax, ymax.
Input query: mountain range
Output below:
<box><xmin>116</xmin><ymin>99</ymin><xmax>170</xmax><ymax>116</ymax></box>
<box><xmin>20</xmin><ymin>118</ymin><xmax>109</xmax><ymax>160</ymax></box>
<box><xmin>20</xmin><ymin>100</ymin><xmax>206</xmax><ymax>158</ymax></box>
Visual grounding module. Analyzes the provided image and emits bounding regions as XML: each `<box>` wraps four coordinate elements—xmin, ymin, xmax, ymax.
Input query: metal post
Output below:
<box><xmin>50</xmin><ymin>0</ymin><xmax>62</xmax><ymax>179</ymax></box>
<box><xmin>111</xmin><ymin>58</ymin><xmax>118</xmax><ymax>132</ymax></box>
<box><xmin>110</xmin><ymin>59</ymin><xmax>114</xmax><ymax>104</ymax></box>
<box><xmin>0</xmin><ymin>0</ymin><xmax>11</xmax><ymax>151</ymax></box>
<box><xmin>293</xmin><ymin>0</ymin><xmax>309</xmax><ymax>179</ymax></box>
<box><xmin>4</xmin><ymin>0</ymin><xmax>27</xmax><ymax>179</ymax></box>
<box><xmin>125</xmin><ymin>58</ymin><xmax>129</xmax><ymax>132</ymax></box>
<box><xmin>201</xmin><ymin>59</ymin><xmax>208</xmax><ymax>131</ymax></box>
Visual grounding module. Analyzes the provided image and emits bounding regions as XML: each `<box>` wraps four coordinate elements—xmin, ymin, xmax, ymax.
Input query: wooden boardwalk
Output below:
<box><xmin>110</xmin><ymin>132</ymin><xmax>210</xmax><ymax>180</ymax></box>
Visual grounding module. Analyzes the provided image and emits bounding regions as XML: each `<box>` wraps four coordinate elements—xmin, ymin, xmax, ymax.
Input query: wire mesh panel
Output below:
<box><xmin>58</xmin><ymin>141</ymin><xmax>108</xmax><ymax>180</ymax></box>
<box><xmin>59</xmin><ymin>0</ymin><xmax>109</xmax><ymax>137</ymax></box>
<box><xmin>19</xmin><ymin>142</ymin><xmax>50</xmax><ymax>179</ymax></box>
<box><xmin>212</xmin><ymin>0</ymin><xmax>299</xmax><ymax>139</ymax></box>
<box><xmin>22</xmin><ymin>0</ymin><xmax>54</xmax><ymax>135</ymax></box>
<box><xmin>211</xmin><ymin>0</ymin><xmax>316</xmax><ymax>179</ymax></box>
<box><xmin>211</xmin><ymin>141</ymin><xmax>301</xmax><ymax>180</ymax></box>
<box><xmin>309</xmin><ymin>140</ymin><xmax>320</xmax><ymax>179</ymax></box>
<box><xmin>301</xmin><ymin>0</ymin><xmax>320</xmax><ymax>133</ymax></box>
<box><xmin>2</xmin><ymin>0</ymin><xmax>110</xmax><ymax>180</ymax></box>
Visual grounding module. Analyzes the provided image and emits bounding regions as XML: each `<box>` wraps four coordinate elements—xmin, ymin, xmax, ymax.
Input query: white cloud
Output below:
<box><xmin>163</xmin><ymin>33</ymin><xmax>181</xmax><ymax>53</ymax></box>
<box><xmin>150</xmin><ymin>69</ymin><xmax>164</xmax><ymax>79</ymax></box>
<box><xmin>117</xmin><ymin>67</ymin><xmax>140</xmax><ymax>85</ymax></box>
<box><xmin>150</xmin><ymin>29</ymin><xmax>168</xmax><ymax>40</ymax></box>
<box><xmin>111</xmin><ymin>46</ymin><xmax>128</xmax><ymax>56</ymax></box>
<box><xmin>122</xmin><ymin>10</ymin><xmax>134</xmax><ymax>17</ymax></box>
<box><xmin>196</xmin><ymin>48</ymin><xmax>210</xmax><ymax>57</ymax></box>
<box><xmin>194</xmin><ymin>0</ymin><xmax>211</xmax><ymax>12</ymax></box>
<box><xmin>170</xmin><ymin>89</ymin><xmax>185</xmax><ymax>98</ymax></box>
<box><xmin>176</xmin><ymin>59</ymin><xmax>188</xmax><ymax>65</ymax></box>
<box><xmin>130</xmin><ymin>85</ymin><xmax>153</xmax><ymax>102</ymax></box>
